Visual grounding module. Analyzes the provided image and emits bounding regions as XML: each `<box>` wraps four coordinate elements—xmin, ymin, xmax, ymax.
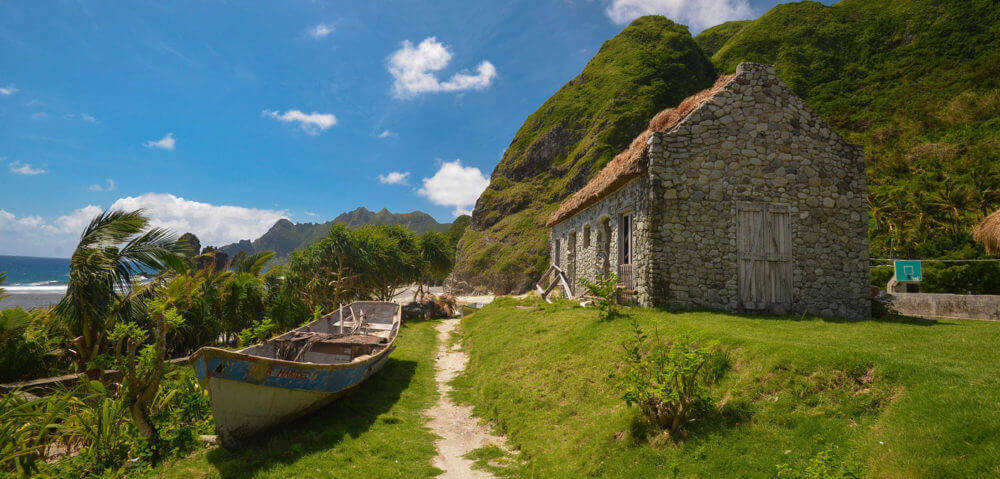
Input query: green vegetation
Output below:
<box><xmin>457</xmin><ymin>1</ymin><xmax>1000</xmax><ymax>294</ymax></box>
<box><xmin>613</xmin><ymin>321</ymin><xmax>726</xmax><ymax>440</ymax></box>
<box><xmin>452</xmin><ymin>298</ymin><xmax>1000</xmax><ymax>477</ymax></box>
<box><xmin>693</xmin><ymin>20</ymin><xmax>750</xmax><ymax>57</ymax></box>
<box><xmin>54</xmin><ymin>209</ymin><xmax>187</xmax><ymax>378</ymax></box>
<box><xmin>0</xmin><ymin>273</ymin><xmax>71</xmax><ymax>382</ymax></box>
<box><xmin>453</xmin><ymin>16</ymin><xmax>717</xmax><ymax>293</ymax></box>
<box><xmin>1</xmin><ymin>208</ymin><xmax>461</xmax><ymax>475</ymax></box>
<box><xmin>706</xmin><ymin>0</ymin><xmax>1000</xmax><ymax>291</ymax></box>
<box><xmin>147</xmin><ymin>319</ymin><xmax>440</xmax><ymax>479</ymax></box>
<box><xmin>577</xmin><ymin>274</ymin><xmax>621</xmax><ymax>321</ymax></box>
<box><xmin>4</xmin><ymin>367</ymin><xmax>213</xmax><ymax>477</ymax></box>
<box><xmin>219</xmin><ymin>207</ymin><xmax>456</xmax><ymax>262</ymax></box>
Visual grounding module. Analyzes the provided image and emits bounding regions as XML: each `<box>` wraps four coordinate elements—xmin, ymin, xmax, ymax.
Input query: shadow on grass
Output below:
<box><xmin>654</xmin><ymin>306</ymin><xmax>947</xmax><ymax>327</ymax></box>
<box><xmin>203</xmin><ymin>357</ymin><xmax>417</xmax><ymax>479</ymax></box>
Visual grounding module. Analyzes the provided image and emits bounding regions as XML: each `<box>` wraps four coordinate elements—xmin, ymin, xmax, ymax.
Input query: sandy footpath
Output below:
<box><xmin>426</xmin><ymin>317</ymin><xmax>506</xmax><ymax>478</ymax></box>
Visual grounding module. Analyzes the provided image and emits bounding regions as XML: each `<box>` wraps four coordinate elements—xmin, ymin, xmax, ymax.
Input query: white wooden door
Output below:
<box><xmin>738</xmin><ymin>203</ymin><xmax>792</xmax><ymax>310</ymax></box>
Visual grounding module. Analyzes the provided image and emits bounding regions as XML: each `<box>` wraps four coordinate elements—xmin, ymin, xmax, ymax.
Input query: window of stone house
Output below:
<box><xmin>619</xmin><ymin>212</ymin><xmax>632</xmax><ymax>265</ymax></box>
<box><xmin>554</xmin><ymin>238</ymin><xmax>562</xmax><ymax>267</ymax></box>
<box><xmin>583</xmin><ymin>224</ymin><xmax>591</xmax><ymax>248</ymax></box>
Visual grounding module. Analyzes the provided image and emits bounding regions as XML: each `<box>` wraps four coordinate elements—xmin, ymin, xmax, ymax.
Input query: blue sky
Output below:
<box><xmin>0</xmin><ymin>0</ymin><xmax>824</xmax><ymax>257</ymax></box>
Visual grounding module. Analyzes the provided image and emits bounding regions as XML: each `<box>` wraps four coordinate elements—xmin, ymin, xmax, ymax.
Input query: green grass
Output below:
<box><xmin>451</xmin><ymin>298</ymin><xmax>1000</xmax><ymax>478</ymax></box>
<box><xmin>146</xmin><ymin>319</ymin><xmax>441</xmax><ymax>479</ymax></box>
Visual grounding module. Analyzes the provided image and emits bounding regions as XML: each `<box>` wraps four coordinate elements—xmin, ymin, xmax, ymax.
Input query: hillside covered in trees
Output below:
<box><xmin>218</xmin><ymin>207</ymin><xmax>466</xmax><ymax>261</ymax></box>
<box><xmin>453</xmin><ymin>0</ymin><xmax>1000</xmax><ymax>294</ymax></box>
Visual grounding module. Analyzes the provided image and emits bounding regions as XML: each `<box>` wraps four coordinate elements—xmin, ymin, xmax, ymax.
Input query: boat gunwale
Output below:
<box><xmin>188</xmin><ymin>301</ymin><xmax>401</xmax><ymax>373</ymax></box>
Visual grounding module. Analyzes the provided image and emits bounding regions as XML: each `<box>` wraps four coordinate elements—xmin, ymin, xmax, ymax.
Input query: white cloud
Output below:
<box><xmin>262</xmin><ymin>109</ymin><xmax>337</xmax><ymax>135</ymax></box>
<box><xmin>0</xmin><ymin>206</ymin><xmax>101</xmax><ymax>257</ymax></box>
<box><xmin>388</xmin><ymin>37</ymin><xmax>497</xmax><ymax>99</ymax></box>
<box><xmin>81</xmin><ymin>114</ymin><xmax>98</xmax><ymax>123</ymax></box>
<box><xmin>378</xmin><ymin>171</ymin><xmax>410</xmax><ymax>185</ymax></box>
<box><xmin>145</xmin><ymin>132</ymin><xmax>176</xmax><ymax>151</ymax></box>
<box><xmin>0</xmin><ymin>84</ymin><xmax>17</xmax><ymax>96</ymax></box>
<box><xmin>309</xmin><ymin>23</ymin><xmax>334</xmax><ymax>39</ymax></box>
<box><xmin>417</xmin><ymin>160</ymin><xmax>489</xmax><ymax>216</ymax></box>
<box><xmin>9</xmin><ymin>161</ymin><xmax>46</xmax><ymax>175</ymax></box>
<box><xmin>304</xmin><ymin>211</ymin><xmax>318</xmax><ymax>217</ymax></box>
<box><xmin>109</xmin><ymin>193</ymin><xmax>287</xmax><ymax>247</ymax></box>
<box><xmin>605</xmin><ymin>0</ymin><xmax>754</xmax><ymax>32</ymax></box>
<box><xmin>31</xmin><ymin>112</ymin><xmax>47</xmax><ymax>120</ymax></box>
<box><xmin>0</xmin><ymin>195</ymin><xmax>287</xmax><ymax>257</ymax></box>
<box><xmin>377</xmin><ymin>130</ymin><xmax>395</xmax><ymax>139</ymax></box>
<box><xmin>88</xmin><ymin>179</ymin><xmax>115</xmax><ymax>192</ymax></box>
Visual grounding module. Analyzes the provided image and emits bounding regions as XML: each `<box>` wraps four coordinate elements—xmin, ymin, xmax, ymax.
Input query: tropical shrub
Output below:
<box><xmin>578</xmin><ymin>274</ymin><xmax>621</xmax><ymax>321</ymax></box>
<box><xmin>109</xmin><ymin>297</ymin><xmax>185</xmax><ymax>448</ymax></box>
<box><xmin>613</xmin><ymin>320</ymin><xmax>727</xmax><ymax>440</ymax></box>
<box><xmin>776</xmin><ymin>445</ymin><xmax>862</xmax><ymax>479</ymax></box>
<box><xmin>239</xmin><ymin>317</ymin><xmax>279</xmax><ymax>345</ymax></box>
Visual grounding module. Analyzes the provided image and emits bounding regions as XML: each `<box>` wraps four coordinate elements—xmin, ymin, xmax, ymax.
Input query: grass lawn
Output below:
<box><xmin>452</xmin><ymin>298</ymin><xmax>1000</xmax><ymax>478</ymax></box>
<box><xmin>147</xmin><ymin>319</ymin><xmax>441</xmax><ymax>479</ymax></box>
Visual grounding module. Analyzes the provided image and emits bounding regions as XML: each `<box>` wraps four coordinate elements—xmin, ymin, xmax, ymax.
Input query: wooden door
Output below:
<box><xmin>738</xmin><ymin>203</ymin><xmax>792</xmax><ymax>310</ymax></box>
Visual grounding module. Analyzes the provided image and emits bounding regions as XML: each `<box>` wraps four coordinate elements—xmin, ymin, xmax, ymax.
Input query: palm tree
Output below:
<box><xmin>53</xmin><ymin>209</ymin><xmax>185</xmax><ymax>377</ymax></box>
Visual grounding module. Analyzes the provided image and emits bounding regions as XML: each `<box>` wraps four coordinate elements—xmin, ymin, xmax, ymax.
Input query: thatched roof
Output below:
<box><xmin>546</xmin><ymin>74</ymin><xmax>736</xmax><ymax>227</ymax></box>
<box><xmin>973</xmin><ymin>208</ymin><xmax>1000</xmax><ymax>255</ymax></box>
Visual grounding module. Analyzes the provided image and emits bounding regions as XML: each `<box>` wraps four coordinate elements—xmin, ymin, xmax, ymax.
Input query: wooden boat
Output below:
<box><xmin>189</xmin><ymin>301</ymin><xmax>401</xmax><ymax>447</ymax></box>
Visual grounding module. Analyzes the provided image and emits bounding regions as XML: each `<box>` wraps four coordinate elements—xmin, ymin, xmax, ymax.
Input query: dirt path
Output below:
<box><xmin>426</xmin><ymin>317</ymin><xmax>506</xmax><ymax>478</ymax></box>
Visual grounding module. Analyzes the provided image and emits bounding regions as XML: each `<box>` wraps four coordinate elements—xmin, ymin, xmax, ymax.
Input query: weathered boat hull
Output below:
<box><xmin>190</xmin><ymin>301</ymin><xmax>400</xmax><ymax>447</ymax></box>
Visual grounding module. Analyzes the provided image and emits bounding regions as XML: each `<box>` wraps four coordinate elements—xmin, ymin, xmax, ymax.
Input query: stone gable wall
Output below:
<box><xmin>549</xmin><ymin>177</ymin><xmax>650</xmax><ymax>302</ymax></box>
<box><xmin>646</xmin><ymin>63</ymin><xmax>869</xmax><ymax>318</ymax></box>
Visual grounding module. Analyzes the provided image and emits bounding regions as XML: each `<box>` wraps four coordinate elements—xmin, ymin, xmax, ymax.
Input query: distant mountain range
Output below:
<box><xmin>217</xmin><ymin>207</ymin><xmax>454</xmax><ymax>260</ymax></box>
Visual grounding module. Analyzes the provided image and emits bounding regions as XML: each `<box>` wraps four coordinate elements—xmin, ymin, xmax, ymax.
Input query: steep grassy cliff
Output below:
<box><xmin>452</xmin><ymin>16</ymin><xmax>716</xmax><ymax>292</ymax></box>
<box><xmin>456</xmin><ymin>0</ymin><xmax>1000</xmax><ymax>294</ymax></box>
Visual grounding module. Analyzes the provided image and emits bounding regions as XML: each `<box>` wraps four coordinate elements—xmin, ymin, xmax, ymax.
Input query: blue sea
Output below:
<box><xmin>0</xmin><ymin>255</ymin><xmax>71</xmax><ymax>309</ymax></box>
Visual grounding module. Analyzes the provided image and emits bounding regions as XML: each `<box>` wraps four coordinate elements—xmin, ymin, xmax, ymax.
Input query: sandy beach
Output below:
<box><xmin>0</xmin><ymin>290</ymin><xmax>65</xmax><ymax>310</ymax></box>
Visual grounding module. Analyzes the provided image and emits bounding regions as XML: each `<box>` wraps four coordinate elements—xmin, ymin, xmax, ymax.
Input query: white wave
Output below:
<box><xmin>4</xmin><ymin>284</ymin><xmax>68</xmax><ymax>294</ymax></box>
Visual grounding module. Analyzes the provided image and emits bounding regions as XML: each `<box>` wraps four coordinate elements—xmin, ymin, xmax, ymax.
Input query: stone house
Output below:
<box><xmin>546</xmin><ymin>63</ymin><xmax>869</xmax><ymax>319</ymax></box>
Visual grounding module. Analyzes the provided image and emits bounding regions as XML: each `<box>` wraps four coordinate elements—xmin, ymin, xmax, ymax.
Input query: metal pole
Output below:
<box><xmin>339</xmin><ymin>304</ymin><xmax>343</xmax><ymax>335</ymax></box>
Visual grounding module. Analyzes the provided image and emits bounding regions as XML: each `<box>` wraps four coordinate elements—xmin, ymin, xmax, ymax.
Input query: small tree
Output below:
<box><xmin>109</xmin><ymin>297</ymin><xmax>184</xmax><ymax>450</ymax></box>
<box><xmin>578</xmin><ymin>274</ymin><xmax>621</xmax><ymax>321</ymax></box>
<box><xmin>414</xmin><ymin>231</ymin><xmax>453</xmax><ymax>302</ymax></box>
<box><xmin>613</xmin><ymin>320</ymin><xmax>721</xmax><ymax>440</ymax></box>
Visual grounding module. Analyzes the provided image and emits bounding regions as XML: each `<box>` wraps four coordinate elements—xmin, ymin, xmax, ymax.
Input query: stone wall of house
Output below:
<box><xmin>646</xmin><ymin>62</ymin><xmax>869</xmax><ymax>318</ymax></box>
<box><xmin>549</xmin><ymin>177</ymin><xmax>650</xmax><ymax>302</ymax></box>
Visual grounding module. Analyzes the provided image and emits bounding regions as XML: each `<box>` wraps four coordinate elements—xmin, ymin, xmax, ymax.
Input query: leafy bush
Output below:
<box><xmin>240</xmin><ymin>317</ymin><xmax>279</xmax><ymax>346</ymax></box>
<box><xmin>776</xmin><ymin>445</ymin><xmax>862</xmax><ymax>479</ymax></box>
<box><xmin>578</xmin><ymin>274</ymin><xmax>621</xmax><ymax>321</ymax></box>
<box><xmin>1</xmin><ymin>367</ymin><xmax>214</xmax><ymax>477</ymax></box>
<box><xmin>612</xmin><ymin>320</ymin><xmax>727</xmax><ymax>440</ymax></box>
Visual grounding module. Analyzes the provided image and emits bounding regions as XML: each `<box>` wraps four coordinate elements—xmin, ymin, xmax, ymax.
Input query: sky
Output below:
<box><xmin>0</xmin><ymin>0</ymin><xmax>825</xmax><ymax>258</ymax></box>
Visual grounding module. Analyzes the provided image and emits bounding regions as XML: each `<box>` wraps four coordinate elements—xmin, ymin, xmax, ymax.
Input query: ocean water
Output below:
<box><xmin>0</xmin><ymin>255</ymin><xmax>71</xmax><ymax>309</ymax></box>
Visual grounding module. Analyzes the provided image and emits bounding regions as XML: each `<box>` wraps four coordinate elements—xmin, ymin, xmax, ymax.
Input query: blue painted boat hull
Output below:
<box><xmin>190</xmin><ymin>301</ymin><xmax>400</xmax><ymax>447</ymax></box>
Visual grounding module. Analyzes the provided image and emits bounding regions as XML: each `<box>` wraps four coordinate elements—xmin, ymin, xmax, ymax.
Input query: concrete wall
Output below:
<box><xmin>892</xmin><ymin>293</ymin><xmax>1000</xmax><ymax>321</ymax></box>
<box><xmin>549</xmin><ymin>177</ymin><xmax>650</xmax><ymax>302</ymax></box>
<box><xmin>645</xmin><ymin>63</ymin><xmax>870</xmax><ymax>318</ymax></box>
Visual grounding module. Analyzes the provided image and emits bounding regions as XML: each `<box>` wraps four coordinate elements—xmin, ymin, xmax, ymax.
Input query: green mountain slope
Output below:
<box><xmin>219</xmin><ymin>207</ymin><xmax>453</xmax><ymax>260</ymax></box>
<box><xmin>704</xmin><ymin>0</ymin><xmax>1000</xmax><ymax>290</ymax></box>
<box><xmin>693</xmin><ymin>20</ymin><xmax>750</xmax><ymax>57</ymax></box>
<box><xmin>452</xmin><ymin>16</ymin><xmax>717</xmax><ymax>293</ymax></box>
<box><xmin>456</xmin><ymin>1</ymin><xmax>1000</xmax><ymax>294</ymax></box>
